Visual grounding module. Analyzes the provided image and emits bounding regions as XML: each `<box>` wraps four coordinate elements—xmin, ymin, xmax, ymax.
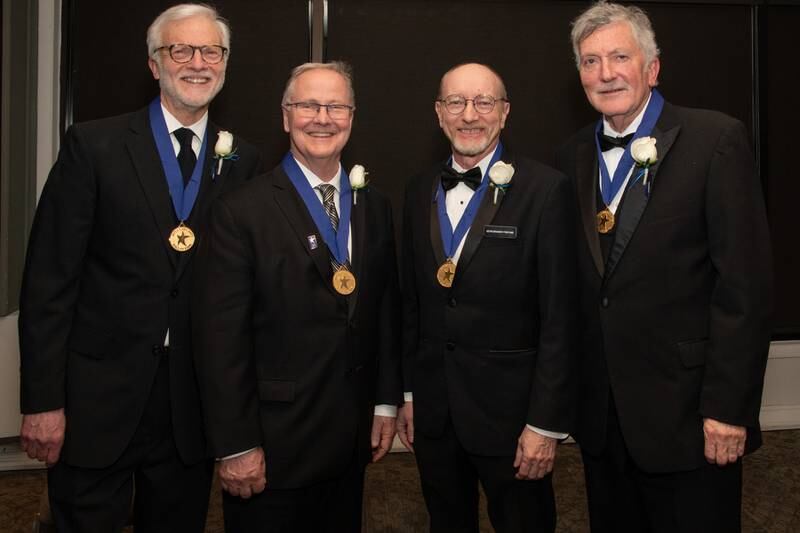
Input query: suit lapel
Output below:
<box><xmin>127</xmin><ymin>108</ymin><xmax>178</xmax><ymax>271</ymax></box>
<box><xmin>428</xmin><ymin>172</ymin><xmax>447</xmax><ymax>267</ymax></box>
<box><xmin>604</xmin><ymin>110</ymin><xmax>681</xmax><ymax>280</ymax></box>
<box><xmin>271</xmin><ymin>167</ymin><xmax>337</xmax><ymax>296</ymax></box>
<box><xmin>451</xmin><ymin>153</ymin><xmax>514</xmax><ymax>286</ymax></box>
<box><xmin>576</xmin><ymin>137</ymin><xmax>605</xmax><ymax>277</ymax></box>
<box><xmin>348</xmin><ymin>185</ymin><xmax>366</xmax><ymax>319</ymax></box>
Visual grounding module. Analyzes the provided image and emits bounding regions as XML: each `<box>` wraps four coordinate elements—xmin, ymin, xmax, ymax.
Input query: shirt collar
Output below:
<box><xmin>451</xmin><ymin>144</ymin><xmax>499</xmax><ymax>176</ymax></box>
<box><xmin>602</xmin><ymin>91</ymin><xmax>652</xmax><ymax>137</ymax></box>
<box><xmin>293</xmin><ymin>156</ymin><xmax>343</xmax><ymax>191</ymax></box>
<box><xmin>161</xmin><ymin>103</ymin><xmax>208</xmax><ymax>141</ymax></box>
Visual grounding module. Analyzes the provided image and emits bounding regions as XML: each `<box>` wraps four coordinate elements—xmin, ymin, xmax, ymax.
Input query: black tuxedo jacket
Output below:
<box><xmin>401</xmin><ymin>152</ymin><xmax>578</xmax><ymax>456</ymax></box>
<box><xmin>193</xmin><ymin>163</ymin><xmax>402</xmax><ymax>489</ymax></box>
<box><xmin>556</xmin><ymin>102</ymin><xmax>773</xmax><ymax>473</ymax></box>
<box><xmin>19</xmin><ymin>106</ymin><xmax>262</xmax><ymax>469</ymax></box>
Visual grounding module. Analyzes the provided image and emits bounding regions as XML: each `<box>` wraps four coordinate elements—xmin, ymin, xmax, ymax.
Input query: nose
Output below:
<box><xmin>313</xmin><ymin>106</ymin><xmax>332</xmax><ymax>124</ymax></box>
<box><xmin>188</xmin><ymin>48</ymin><xmax>206</xmax><ymax>69</ymax></box>
<box><xmin>462</xmin><ymin>100</ymin><xmax>479</xmax><ymax>122</ymax></box>
<box><xmin>600</xmin><ymin>58</ymin><xmax>615</xmax><ymax>82</ymax></box>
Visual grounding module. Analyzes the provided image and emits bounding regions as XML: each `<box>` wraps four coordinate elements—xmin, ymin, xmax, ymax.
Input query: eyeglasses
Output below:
<box><xmin>153</xmin><ymin>44</ymin><xmax>228</xmax><ymax>64</ymax></box>
<box><xmin>438</xmin><ymin>94</ymin><xmax>508</xmax><ymax>115</ymax></box>
<box><xmin>283</xmin><ymin>102</ymin><xmax>355</xmax><ymax>120</ymax></box>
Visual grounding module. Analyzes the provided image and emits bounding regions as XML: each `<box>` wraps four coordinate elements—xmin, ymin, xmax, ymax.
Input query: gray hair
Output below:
<box><xmin>570</xmin><ymin>1</ymin><xmax>660</xmax><ymax>69</ymax></box>
<box><xmin>281</xmin><ymin>62</ymin><xmax>356</xmax><ymax>106</ymax></box>
<box><xmin>147</xmin><ymin>3</ymin><xmax>231</xmax><ymax>59</ymax></box>
<box><xmin>437</xmin><ymin>62</ymin><xmax>508</xmax><ymax>100</ymax></box>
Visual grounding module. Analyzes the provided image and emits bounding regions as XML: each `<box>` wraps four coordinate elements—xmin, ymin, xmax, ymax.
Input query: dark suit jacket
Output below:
<box><xmin>401</xmin><ymin>152</ymin><xmax>577</xmax><ymax>456</ymax></box>
<box><xmin>192</xmin><ymin>163</ymin><xmax>402</xmax><ymax>489</ymax></box>
<box><xmin>556</xmin><ymin>102</ymin><xmax>773</xmax><ymax>473</ymax></box>
<box><xmin>19</xmin><ymin>106</ymin><xmax>262</xmax><ymax>469</ymax></box>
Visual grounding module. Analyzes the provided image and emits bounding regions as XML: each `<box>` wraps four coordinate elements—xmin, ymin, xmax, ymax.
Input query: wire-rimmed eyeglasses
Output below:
<box><xmin>283</xmin><ymin>102</ymin><xmax>355</xmax><ymax>120</ymax></box>
<box><xmin>437</xmin><ymin>94</ymin><xmax>508</xmax><ymax>115</ymax></box>
<box><xmin>153</xmin><ymin>44</ymin><xmax>228</xmax><ymax>64</ymax></box>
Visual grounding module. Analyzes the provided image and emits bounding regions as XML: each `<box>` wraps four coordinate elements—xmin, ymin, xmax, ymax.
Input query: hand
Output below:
<box><xmin>20</xmin><ymin>409</ymin><xmax>66</xmax><ymax>467</ymax></box>
<box><xmin>396</xmin><ymin>402</ymin><xmax>415</xmax><ymax>453</ymax></box>
<box><xmin>513</xmin><ymin>427</ymin><xmax>556</xmax><ymax>480</ymax></box>
<box><xmin>218</xmin><ymin>447</ymin><xmax>267</xmax><ymax>498</ymax></box>
<box><xmin>703</xmin><ymin>418</ymin><xmax>746</xmax><ymax>466</ymax></box>
<box><xmin>371</xmin><ymin>415</ymin><xmax>396</xmax><ymax>463</ymax></box>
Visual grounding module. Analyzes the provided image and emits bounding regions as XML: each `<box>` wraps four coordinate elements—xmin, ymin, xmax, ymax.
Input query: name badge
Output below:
<box><xmin>484</xmin><ymin>225</ymin><xmax>517</xmax><ymax>239</ymax></box>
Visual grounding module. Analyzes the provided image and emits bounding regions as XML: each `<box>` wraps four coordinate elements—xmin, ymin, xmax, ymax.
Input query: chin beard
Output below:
<box><xmin>452</xmin><ymin>140</ymin><xmax>490</xmax><ymax>158</ymax></box>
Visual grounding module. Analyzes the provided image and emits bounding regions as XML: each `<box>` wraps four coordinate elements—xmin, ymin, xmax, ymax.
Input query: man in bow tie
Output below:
<box><xmin>193</xmin><ymin>61</ymin><xmax>401</xmax><ymax>532</ymax></box>
<box><xmin>18</xmin><ymin>4</ymin><xmax>262</xmax><ymax>531</ymax></box>
<box><xmin>556</xmin><ymin>2</ymin><xmax>773</xmax><ymax>531</ymax></box>
<box><xmin>397</xmin><ymin>62</ymin><xmax>578</xmax><ymax>532</ymax></box>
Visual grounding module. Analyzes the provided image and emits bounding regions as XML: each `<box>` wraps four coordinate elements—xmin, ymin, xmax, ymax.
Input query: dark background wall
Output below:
<box><xmin>62</xmin><ymin>0</ymin><xmax>800</xmax><ymax>337</ymax></box>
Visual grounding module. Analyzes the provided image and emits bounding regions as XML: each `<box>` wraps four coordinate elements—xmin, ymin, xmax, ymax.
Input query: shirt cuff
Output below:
<box><xmin>526</xmin><ymin>425</ymin><xmax>568</xmax><ymax>440</ymax></box>
<box><xmin>218</xmin><ymin>447</ymin><xmax>257</xmax><ymax>461</ymax></box>
<box><xmin>404</xmin><ymin>392</ymin><xmax>413</xmax><ymax>402</ymax></box>
<box><xmin>374</xmin><ymin>404</ymin><xmax>397</xmax><ymax>417</ymax></box>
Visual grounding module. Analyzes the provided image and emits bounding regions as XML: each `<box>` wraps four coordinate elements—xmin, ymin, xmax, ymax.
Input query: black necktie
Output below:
<box><xmin>598</xmin><ymin>132</ymin><xmax>634</xmax><ymax>152</ymax></box>
<box><xmin>174</xmin><ymin>128</ymin><xmax>196</xmax><ymax>187</ymax></box>
<box><xmin>316</xmin><ymin>184</ymin><xmax>349</xmax><ymax>271</ymax></box>
<box><xmin>441</xmin><ymin>165</ymin><xmax>482</xmax><ymax>191</ymax></box>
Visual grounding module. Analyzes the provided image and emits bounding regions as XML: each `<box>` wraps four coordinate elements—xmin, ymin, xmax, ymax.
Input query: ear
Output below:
<box><xmin>148</xmin><ymin>57</ymin><xmax>160</xmax><ymax>80</ymax></box>
<box><xmin>282</xmin><ymin>107</ymin><xmax>290</xmax><ymax>133</ymax></box>
<box><xmin>646</xmin><ymin>57</ymin><xmax>660</xmax><ymax>87</ymax></box>
<box><xmin>499</xmin><ymin>100</ymin><xmax>511</xmax><ymax>129</ymax></box>
<box><xmin>435</xmin><ymin>101</ymin><xmax>445</xmax><ymax>128</ymax></box>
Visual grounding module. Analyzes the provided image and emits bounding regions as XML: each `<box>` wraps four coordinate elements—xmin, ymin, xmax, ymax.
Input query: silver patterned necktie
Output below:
<box><xmin>316</xmin><ymin>184</ymin><xmax>348</xmax><ymax>270</ymax></box>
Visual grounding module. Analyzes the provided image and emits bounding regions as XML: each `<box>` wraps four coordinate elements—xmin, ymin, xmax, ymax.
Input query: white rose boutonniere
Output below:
<box><xmin>630</xmin><ymin>137</ymin><xmax>657</xmax><ymax>192</ymax></box>
<box><xmin>488</xmin><ymin>161</ymin><xmax>514</xmax><ymax>205</ymax></box>
<box><xmin>213</xmin><ymin>130</ymin><xmax>238</xmax><ymax>178</ymax></box>
<box><xmin>349</xmin><ymin>164</ymin><xmax>369</xmax><ymax>205</ymax></box>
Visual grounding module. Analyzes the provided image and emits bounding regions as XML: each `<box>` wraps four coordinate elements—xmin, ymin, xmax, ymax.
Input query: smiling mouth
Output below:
<box><xmin>458</xmin><ymin>128</ymin><xmax>484</xmax><ymax>135</ymax></box>
<box><xmin>181</xmin><ymin>76</ymin><xmax>211</xmax><ymax>85</ymax></box>
<box><xmin>599</xmin><ymin>87</ymin><xmax>626</xmax><ymax>95</ymax></box>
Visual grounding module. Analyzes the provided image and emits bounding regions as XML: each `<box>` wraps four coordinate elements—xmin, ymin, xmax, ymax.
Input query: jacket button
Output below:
<box><xmin>152</xmin><ymin>345</ymin><xmax>162</xmax><ymax>355</ymax></box>
<box><xmin>171</xmin><ymin>288</ymin><xmax>179</xmax><ymax>298</ymax></box>
<box><xmin>446</xmin><ymin>340</ymin><xmax>456</xmax><ymax>351</ymax></box>
<box><xmin>448</xmin><ymin>297</ymin><xmax>457</xmax><ymax>308</ymax></box>
<box><xmin>601</xmin><ymin>296</ymin><xmax>609</xmax><ymax>308</ymax></box>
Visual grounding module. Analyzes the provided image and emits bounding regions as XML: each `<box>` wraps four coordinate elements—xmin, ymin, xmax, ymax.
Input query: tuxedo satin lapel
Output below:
<box><xmin>271</xmin><ymin>167</ymin><xmax>335</xmax><ymax>294</ymax></box>
<box><xmin>646</xmin><ymin>123</ymin><xmax>680</xmax><ymax>196</ymax></box>
<box><xmin>348</xmin><ymin>187</ymin><xmax>367</xmax><ymax>320</ymax></box>
<box><xmin>604</xmin><ymin>121</ymin><xmax>681</xmax><ymax>280</ymax></box>
<box><xmin>429</xmin><ymin>174</ymin><xmax>447</xmax><ymax>266</ymax></box>
<box><xmin>576</xmin><ymin>139</ymin><xmax>604</xmax><ymax>277</ymax></box>
<box><xmin>452</xmin><ymin>178</ymin><xmax>503</xmax><ymax>286</ymax></box>
<box><xmin>127</xmin><ymin>109</ymin><xmax>178</xmax><ymax>271</ymax></box>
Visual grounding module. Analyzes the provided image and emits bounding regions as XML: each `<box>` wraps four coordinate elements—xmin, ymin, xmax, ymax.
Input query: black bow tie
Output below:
<box><xmin>598</xmin><ymin>132</ymin><xmax>634</xmax><ymax>152</ymax></box>
<box><xmin>441</xmin><ymin>165</ymin><xmax>482</xmax><ymax>191</ymax></box>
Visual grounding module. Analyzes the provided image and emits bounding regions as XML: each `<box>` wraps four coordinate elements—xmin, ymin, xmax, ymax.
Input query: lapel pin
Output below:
<box><xmin>307</xmin><ymin>234</ymin><xmax>318</xmax><ymax>250</ymax></box>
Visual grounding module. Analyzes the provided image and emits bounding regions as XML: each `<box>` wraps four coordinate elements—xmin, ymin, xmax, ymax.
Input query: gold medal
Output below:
<box><xmin>332</xmin><ymin>268</ymin><xmax>356</xmax><ymax>295</ymax></box>
<box><xmin>436</xmin><ymin>259</ymin><xmax>456</xmax><ymax>288</ymax></box>
<box><xmin>169</xmin><ymin>223</ymin><xmax>195</xmax><ymax>252</ymax></box>
<box><xmin>596</xmin><ymin>209</ymin><xmax>615</xmax><ymax>234</ymax></box>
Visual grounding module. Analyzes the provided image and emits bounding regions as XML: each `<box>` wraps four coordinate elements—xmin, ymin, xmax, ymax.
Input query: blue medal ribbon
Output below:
<box><xmin>148</xmin><ymin>98</ymin><xmax>207</xmax><ymax>222</ymax></box>
<box><xmin>595</xmin><ymin>89</ymin><xmax>664</xmax><ymax>205</ymax></box>
<box><xmin>436</xmin><ymin>143</ymin><xmax>503</xmax><ymax>259</ymax></box>
<box><xmin>282</xmin><ymin>153</ymin><xmax>352</xmax><ymax>266</ymax></box>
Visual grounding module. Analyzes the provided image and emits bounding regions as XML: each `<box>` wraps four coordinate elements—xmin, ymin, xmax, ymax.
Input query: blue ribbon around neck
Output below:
<box><xmin>595</xmin><ymin>89</ymin><xmax>664</xmax><ymax>206</ymax></box>
<box><xmin>436</xmin><ymin>142</ymin><xmax>504</xmax><ymax>259</ymax></box>
<box><xmin>148</xmin><ymin>98</ymin><xmax>207</xmax><ymax>222</ymax></box>
<box><xmin>282</xmin><ymin>152</ymin><xmax>352</xmax><ymax>266</ymax></box>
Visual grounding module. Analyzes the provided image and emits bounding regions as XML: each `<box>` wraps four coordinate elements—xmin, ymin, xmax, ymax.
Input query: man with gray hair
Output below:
<box><xmin>19</xmin><ymin>4</ymin><xmax>261</xmax><ymax>530</ymax></box>
<box><xmin>193</xmin><ymin>61</ymin><xmax>401</xmax><ymax>532</ymax></box>
<box><xmin>556</xmin><ymin>2</ymin><xmax>772</xmax><ymax>531</ymax></box>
